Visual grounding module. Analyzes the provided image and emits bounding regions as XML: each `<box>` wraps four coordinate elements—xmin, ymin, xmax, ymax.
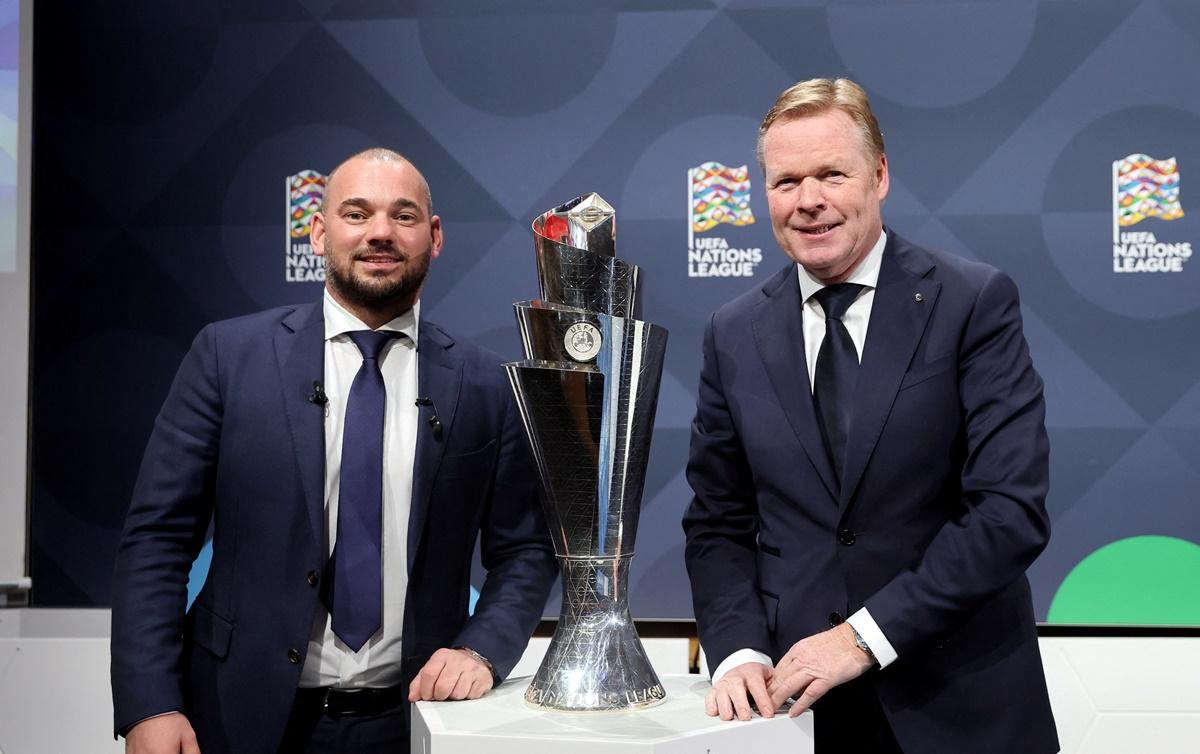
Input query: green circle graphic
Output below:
<box><xmin>1048</xmin><ymin>535</ymin><xmax>1200</xmax><ymax>625</ymax></box>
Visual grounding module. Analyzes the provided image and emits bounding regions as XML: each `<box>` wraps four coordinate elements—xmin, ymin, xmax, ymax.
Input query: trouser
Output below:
<box><xmin>813</xmin><ymin>677</ymin><xmax>903</xmax><ymax>754</ymax></box>
<box><xmin>278</xmin><ymin>687</ymin><xmax>410</xmax><ymax>754</ymax></box>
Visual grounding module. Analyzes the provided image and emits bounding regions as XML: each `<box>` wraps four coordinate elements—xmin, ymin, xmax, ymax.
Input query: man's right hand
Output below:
<box><xmin>124</xmin><ymin>712</ymin><xmax>200</xmax><ymax>754</ymax></box>
<box><xmin>704</xmin><ymin>661</ymin><xmax>776</xmax><ymax>721</ymax></box>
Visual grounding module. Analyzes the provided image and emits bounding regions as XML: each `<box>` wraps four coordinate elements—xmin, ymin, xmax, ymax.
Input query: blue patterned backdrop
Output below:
<box><xmin>30</xmin><ymin>0</ymin><xmax>1200</xmax><ymax>623</ymax></box>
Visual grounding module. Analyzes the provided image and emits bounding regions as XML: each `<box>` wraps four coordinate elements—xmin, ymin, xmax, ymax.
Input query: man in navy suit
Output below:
<box><xmin>683</xmin><ymin>79</ymin><xmax>1058</xmax><ymax>752</ymax></box>
<box><xmin>111</xmin><ymin>148</ymin><xmax>556</xmax><ymax>753</ymax></box>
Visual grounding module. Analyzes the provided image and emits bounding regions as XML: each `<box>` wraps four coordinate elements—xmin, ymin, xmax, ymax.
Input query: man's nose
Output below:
<box><xmin>795</xmin><ymin>177</ymin><xmax>825</xmax><ymax>214</ymax></box>
<box><xmin>365</xmin><ymin>214</ymin><xmax>396</xmax><ymax>244</ymax></box>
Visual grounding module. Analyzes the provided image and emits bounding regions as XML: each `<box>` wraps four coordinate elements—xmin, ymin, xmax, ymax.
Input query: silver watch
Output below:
<box><xmin>851</xmin><ymin>626</ymin><xmax>878</xmax><ymax>665</ymax></box>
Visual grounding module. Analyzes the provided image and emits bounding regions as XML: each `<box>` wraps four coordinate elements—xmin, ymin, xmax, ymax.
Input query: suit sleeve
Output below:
<box><xmin>865</xmin><ymin>270</ymin><xmax>1051</xmax><ymax>656</ymax></box>
<box><xmin>110</xmin><ymin>325</ymin><xmax>222</xmax><ymax>735</ymax></box>
<box><xmin>682</xmin><ymin>313</ymin><xmax>773</xmax><ymax>672</ymax></box>
<box><xmin>451</xmin><ymin>381</ymin><xmax>557</xmax><ymax>681</ymax></box>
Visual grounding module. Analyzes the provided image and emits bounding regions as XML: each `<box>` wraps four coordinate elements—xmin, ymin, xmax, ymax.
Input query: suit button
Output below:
<box><xmin>828</xmin><ymin>612</ymin><xmax>845</xmax><ymax>626</ymax></box>
<box><xmin>306</xmin><ymin>570</ymin><xmax>319</xmax><ymax>587</ymax></box>
<box><xmin>838</xmin><ymin>529</ymin><xmax>856</xmax><ymax>546</ymax></box>
<box><xmin>288</xmin><ymin>648</ymin><xmax>301</xmax><ymax>664</ymax></box>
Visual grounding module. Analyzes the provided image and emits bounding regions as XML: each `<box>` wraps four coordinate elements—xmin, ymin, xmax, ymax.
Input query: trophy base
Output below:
<box><xmin>525</xmin><ymin>555</ymin><xmax>666</xmax><ymax>711</ymax></box>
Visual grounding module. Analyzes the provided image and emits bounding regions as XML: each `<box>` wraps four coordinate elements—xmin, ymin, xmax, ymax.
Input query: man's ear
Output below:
<box><xmin>430</xmin><ymin>215</ymin><xmax>444</xmax><ymax>260</ymax></box>
<box><xmin>310</xmin><ymin>212</ymin><xmax>326</xmax><ymax>257</ymax></box>
<box><xmin>874</xmin><ymin>154</ymin><xmax>890</xmax><ymax>202</ymax></box>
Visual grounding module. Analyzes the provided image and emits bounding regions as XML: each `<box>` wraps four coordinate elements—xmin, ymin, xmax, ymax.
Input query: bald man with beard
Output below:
<box><xmin>111</xmin><ymin>149</ymin><xmax>556</xmax><ymax>754</ymax></box>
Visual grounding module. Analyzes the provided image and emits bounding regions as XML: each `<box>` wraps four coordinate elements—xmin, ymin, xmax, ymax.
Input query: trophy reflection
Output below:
<box><xmin>504</xmin><ymin>194</ymin><xmax>668</xmax><ymax>711</ymax></box>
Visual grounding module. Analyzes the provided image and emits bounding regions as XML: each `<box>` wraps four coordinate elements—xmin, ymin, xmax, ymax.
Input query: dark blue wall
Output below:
<box><xmin>31</xmin><ymin>0</ymin><xmax>1200</xmax><ymax>622</ymax></box>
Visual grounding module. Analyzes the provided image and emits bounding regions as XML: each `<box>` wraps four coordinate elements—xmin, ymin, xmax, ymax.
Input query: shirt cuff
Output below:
<box><xmin>711</xmin><ymin>648</ymin><xmax>774</xmax><ymax>683</ymax></box>
<box><xmin>847</xmin><ymin>607</ymin><xmax>898</xmax><ymax>669</ymax></box>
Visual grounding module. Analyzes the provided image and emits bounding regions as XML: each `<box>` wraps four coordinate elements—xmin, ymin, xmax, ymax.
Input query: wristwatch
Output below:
<box><xmin>851</xmin><ymin>626</ymin><xmax>878</xmax><ymax>666</ymax></box>
<box><xmin>453</xmin><ymin>645</ymin><xmax>502</xmax><ymax>686</ymax></box>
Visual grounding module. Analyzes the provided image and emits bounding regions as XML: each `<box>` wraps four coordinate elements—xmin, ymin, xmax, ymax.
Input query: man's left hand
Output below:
<box><xmin>766</xmin><ymin>623</ymin><xmax>875</xmax><ymax>717</ymax></box>
<box><xmin>408</xmin><ymin>647</ymin><xmax>495</xmax><ymax>702</ymax></box>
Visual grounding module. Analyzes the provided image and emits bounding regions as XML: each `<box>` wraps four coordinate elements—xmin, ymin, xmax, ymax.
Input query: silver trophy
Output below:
<box><xmin>505</xmin><ymin>194</ymin><xmax>668</xmax><ymax>711</ymax></box>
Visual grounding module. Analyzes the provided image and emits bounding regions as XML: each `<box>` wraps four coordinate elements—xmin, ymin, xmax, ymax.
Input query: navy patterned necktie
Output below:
<box><xmin>330</xmin><ymin>329</ymin><xmax>403</xmax><ymax>651</ymax></box>
<box><xmin>812</xmin><ymin>283</ymin><xmax>865</xmax><ymax>486</ymax></box>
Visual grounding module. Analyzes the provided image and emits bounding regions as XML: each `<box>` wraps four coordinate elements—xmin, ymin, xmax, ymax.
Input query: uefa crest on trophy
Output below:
<box><xmin>504</xmin><ymin>193</ymin><xmax>668</xmax><ymax>711</ymax></box>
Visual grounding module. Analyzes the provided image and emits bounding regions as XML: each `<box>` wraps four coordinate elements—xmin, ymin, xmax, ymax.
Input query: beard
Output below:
<box><xmin>323</xmin><ymin>240</ymin><xmax>431</xmax><ymax>314</ymax></box>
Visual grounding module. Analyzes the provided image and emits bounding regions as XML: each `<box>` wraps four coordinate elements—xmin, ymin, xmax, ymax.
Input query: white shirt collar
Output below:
<box><xmin>796</xmin><ymin>228</ymin><xmax>887</xmax><ymax>303</ymax></box>
<box><xmin>322</xmin><ymin>289</ymin><xmax>420</xmax><ymax>344</ymax></box>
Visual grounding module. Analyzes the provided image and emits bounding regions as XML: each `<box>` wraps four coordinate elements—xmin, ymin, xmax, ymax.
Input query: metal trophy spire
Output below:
<box><xmin>505</xmin><ymin>193</ymin><xmax>668</xmax><ymax>711</ymax></box>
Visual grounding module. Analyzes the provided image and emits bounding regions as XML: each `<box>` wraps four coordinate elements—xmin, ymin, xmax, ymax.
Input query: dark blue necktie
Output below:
<box><xmin>812</xmin><ymin>284</ymin><xmax>865</xmax><ymax>485</ymax></box>
<box><xmin>330</xmin><ymin>329</ymin><xmax>402</xmax><ymax>651</ymax></box>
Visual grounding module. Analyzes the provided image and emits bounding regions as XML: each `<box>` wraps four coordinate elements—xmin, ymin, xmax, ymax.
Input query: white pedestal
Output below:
<box><xmin>412</xmin><ymin>674</ymin><xmax>813</xmax><ymax>754</ymax></box>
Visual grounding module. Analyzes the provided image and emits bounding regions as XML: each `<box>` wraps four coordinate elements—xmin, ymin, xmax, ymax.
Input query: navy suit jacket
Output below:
<box><xmin>683</xmin><ymin>233</ymin><xmax>1058</xmax><ymax>753</ymax></box>
<box><xmin>111</xmin><ymin>301</ymin><xmax>556</xmax><ymax>753</ymax></box>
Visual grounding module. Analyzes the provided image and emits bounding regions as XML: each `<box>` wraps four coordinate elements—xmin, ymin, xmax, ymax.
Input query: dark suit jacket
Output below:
<box><xmin>683</xmin><ymin>232</ymin><xmax>1058</xmax><ymax>753</ymax></box>
<box><xmin>110</xmin><ymin>301</ymin><xmax>556</xmax><ymax>753</ymax></box>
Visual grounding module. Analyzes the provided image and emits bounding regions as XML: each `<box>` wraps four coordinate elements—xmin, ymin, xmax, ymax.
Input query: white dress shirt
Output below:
<box><xmin>712</xmin><ymin>230</ymin><xmax>899</xmax><ymax>683</ymax></box>
<box><xmin>299</xmin><ymin>290</ymin><xmax>420</xmax><ymax>688</ymax></box>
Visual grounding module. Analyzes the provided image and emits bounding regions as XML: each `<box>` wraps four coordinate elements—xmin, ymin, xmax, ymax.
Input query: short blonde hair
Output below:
<box><xmin>756</xmin><ymin>78</ymin><xmax>885</xmax><ymax>170</ymax></box>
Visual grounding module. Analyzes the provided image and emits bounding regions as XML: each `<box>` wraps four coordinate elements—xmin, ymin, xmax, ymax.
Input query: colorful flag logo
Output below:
<box><xmin>288</xmin><ymin>170</ymin><xmax>327</xmax><ymax>239</ymax></box>
<box><xmin>1114</xmin><ymin>154</ymin><xmax>1183</xmax><ymax>227</ymax></box>
<box><xmin>690</xmin><ymin>162</ymin><xmax>754</xmax><ymax>233</ymax></box>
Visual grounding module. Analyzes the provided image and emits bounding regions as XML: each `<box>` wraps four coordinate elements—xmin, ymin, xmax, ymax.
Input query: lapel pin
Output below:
<box><xmin>914</xmin><ymin>293</ymin><xmax>924</xmax><ymax>302</ymax></box>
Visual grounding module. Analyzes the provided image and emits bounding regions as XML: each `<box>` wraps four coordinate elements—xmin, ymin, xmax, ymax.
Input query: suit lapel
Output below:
<box><xmin>840</xmin><ymin>235</ymin><xmax>940</xmax><ymax>508</ymax></box>
<box><xmin>753</xmin><ymin>266</ymin><xmax>839</xmax><ymax>500</ymax></box>
<box><xmin>274</xmin><ymin>302</ymin><xmax>327</xmax><ymax>548</ymax></box>
<box><xmin>407</xmin><ymin>320</ymin><xmax>463</xmax><ymax>572</ymax></box>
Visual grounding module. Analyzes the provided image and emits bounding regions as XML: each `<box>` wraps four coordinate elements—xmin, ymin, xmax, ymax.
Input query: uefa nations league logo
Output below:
<box><xmin>686</xmin><ymin>162</ymin><xmax>762</xmax><ymax>278</ymax></box>
<box><xmin>1111</xmin><ymin>153</ymin><xmax>1191</xmax><ymax>273</ymax></box>
<box><xmin>286</xmin><ymin>170</ymin><xmax>327</xmax><ymax>283</ymax></box>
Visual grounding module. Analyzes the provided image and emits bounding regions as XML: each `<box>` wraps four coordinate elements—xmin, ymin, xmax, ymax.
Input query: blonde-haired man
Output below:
<box><xmin>684</xmin><ymin>79</ymin><xmax>1057</xmax><ymax>752</ymax></box>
